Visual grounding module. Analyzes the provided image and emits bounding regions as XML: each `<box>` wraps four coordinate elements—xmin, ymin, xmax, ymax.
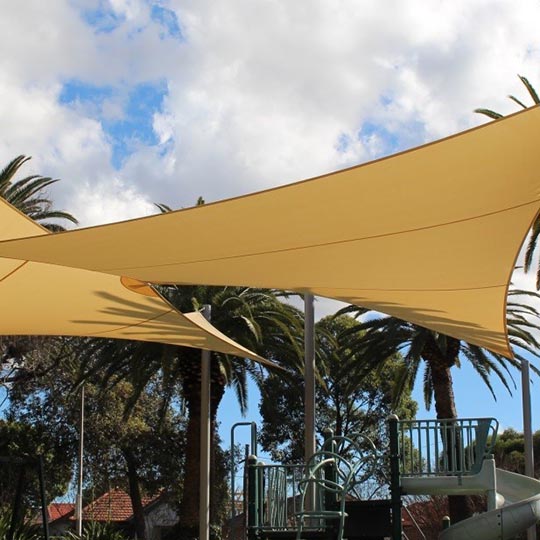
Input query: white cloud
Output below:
<box><xmin>1</xmin><ymin>0</ymin><xmax>540</xmax><ymax>217</ymax></box>
<box><xmin>69</xmin><ymin>176</ymin><xmax>156</xmax><ymax>226</ymax></box>
<box><xmin>2</xmin><ymin>0</ymin><xmax>540</xmax><ymax>430</ymax></box>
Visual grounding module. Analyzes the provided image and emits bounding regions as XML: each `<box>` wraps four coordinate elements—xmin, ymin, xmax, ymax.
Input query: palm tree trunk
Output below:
<box><xmin>178</xmin><ymin>400</ymin><xmax>202</xmax><ymax>539</ymax></box>
<box><xmin>430</xmin><ymin>361</ymin><xmax>458</xmax><ymax>420</ymax></box>
<box><xmin>209</xmin><ymin>359</ymin><xmax>226</xmax><ymax>528</ymax></box>
<box><xmin>177</xmin><ymin>352</ymin><xmax>203</xmax><ymax>540</ymax></box>
<box><xmin>423</xmin><ymin>337</ymin><xmax>475</xmax><ymax>525</ymax></box>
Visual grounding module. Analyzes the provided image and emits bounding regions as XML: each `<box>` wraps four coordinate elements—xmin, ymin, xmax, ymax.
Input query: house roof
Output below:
<box><xmin>48</xmin><ymin>502</ymin><xmax>75</xmax><ymax>523</ymax></box>
<box><xmin>77</xmin><ymin>488</ymin><xmax>161</xmax><ymax>523</ymax></box>
<box><xmin>0</xmin><ymin>106</ymin><xmax>539</xmax><ymax>357</ymax></box>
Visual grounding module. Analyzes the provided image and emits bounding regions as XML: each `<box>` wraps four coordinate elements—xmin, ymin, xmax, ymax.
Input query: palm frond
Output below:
<box><xmin>474</xmin><ymin>108</ymin><xmax>503</xmax><ymax>119</ymax></box>
<box><xmin>518</xmin><ymin>74</ymin><xmax>540</xmax><ymax>104</ymax></box>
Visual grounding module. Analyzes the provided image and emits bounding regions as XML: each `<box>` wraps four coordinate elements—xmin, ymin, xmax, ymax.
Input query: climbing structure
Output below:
<box><xmin>239</xmin><ymin>417</ymin><xmax>540</xmax><ymax>540</ymax></box>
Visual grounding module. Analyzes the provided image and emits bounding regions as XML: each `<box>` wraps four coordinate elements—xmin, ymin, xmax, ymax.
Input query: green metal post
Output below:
<box><xmin>258</xmin><ymin>461</ymin><xmax>265</xmax><ymax>530</ymax></box>
<box><xmin>388</xmin><ymin>415</ymin><xmax>402</xmax><ymax>540</ymax></box>
<box><xmin>230</xmin><ymin>421</ymin><xmax>258</xmax><ymax>520</ymax></box>
<box><xmin>323</xmin><ymin>428</ymin><xmax>336</xmax><ymax>512</ymax></box>
<box><xmin>247</xmin><ymin>455</ymin><xmax>259</xmax><ymax>540</ymax></box>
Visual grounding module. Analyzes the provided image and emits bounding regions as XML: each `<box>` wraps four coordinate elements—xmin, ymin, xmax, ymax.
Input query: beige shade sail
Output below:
<box><xmin>1</xmin><ymin>107</ymin><xmax>540</xmax><ymax>358</ymax></box>
<box><xmin>0</xmin><ymin>201</ymin><xmax>270</xmax><ymax>366</ymax></box>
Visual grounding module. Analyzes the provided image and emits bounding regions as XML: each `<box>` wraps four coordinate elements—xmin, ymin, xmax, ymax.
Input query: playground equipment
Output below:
<box><xmin>396</xmin><ymin>417</ymin><xmax>540</xmax><ymax>540</ymax></box>
<box><xmin>237</xmin><ymin>417</ymin><xmax>540</xmax><ymax>539</ymax></box>
<box><xmin>242</xmin><ymin>428</ymin><xmax>391</xmax><ymax>540</ymax></box>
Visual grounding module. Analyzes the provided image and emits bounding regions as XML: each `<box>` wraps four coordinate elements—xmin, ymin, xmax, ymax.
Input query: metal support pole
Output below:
<box><xmin>76</xmin><ymin>385</ymin><xmax>85</xmax><ymax>536</ymax></box>
<box><xmin>388</xmin><ymin>415</ymin><xmax>402</xmax><ymax>540</ymax></box>
<box><xmin>200</xmin><ymin>305</ymin><xmax>212</xmax><ymax>540</ymax></box>
<box><xmin>521</xmin><ymin>360</ymin><xmax>536</xmax><ymax>540</ymax></box>
<box><xmin>304</xmin><ymin>294</ymin><xmax>316</xmax><ymax>515</ymax></box>
<box><xmin>304</xmin><ymin>293</ymin><xmax>316</xmax><ymax>462</ymax></box>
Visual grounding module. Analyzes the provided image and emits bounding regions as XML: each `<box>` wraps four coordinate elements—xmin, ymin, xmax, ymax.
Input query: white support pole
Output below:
<box><xmin>521</xmin><ymin>359</ymin><xmax>536</xmax><ymax>540</ymax></box>
<box><xmin>200</xmin><ymin>305</ymin><xmax>212</xmax><ymax>540</ymax></box>
<box><xmin>304</xmin><ymin>294</ymin><xmax>316</xmax><ymax>463</ymax></box>
<box><xmin>76</xmin><ymin>385</ymin><xmax>84</xmax><ymax>537</ymax></box>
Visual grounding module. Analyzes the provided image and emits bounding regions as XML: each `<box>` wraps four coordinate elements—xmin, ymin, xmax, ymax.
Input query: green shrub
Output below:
<box><xmin>0</xmin><ymin>512</ymin><xmax>40</xmax><ymax>540</ymax></box>
<box><xmin>63</xmin><ymin>522</ymin><xmax>127</xmax><ymax>540</ymax></box>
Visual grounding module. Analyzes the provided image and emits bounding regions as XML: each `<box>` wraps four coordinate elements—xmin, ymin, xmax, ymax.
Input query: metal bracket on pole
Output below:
<box><xmin>200</xmin><ymin>305</ymin><xmax>212</xmax><ymax>540</ymax></box>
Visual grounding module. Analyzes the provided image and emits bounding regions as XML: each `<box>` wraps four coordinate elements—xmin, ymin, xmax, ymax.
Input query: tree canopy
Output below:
<box><xmin>259</xmin><ymin>315</ymin><xmax>417</xmax><ymax>464</ymax></box>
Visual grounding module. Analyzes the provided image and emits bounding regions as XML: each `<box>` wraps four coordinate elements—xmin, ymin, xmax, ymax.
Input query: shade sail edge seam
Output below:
<box><xmin>0</xmin><ymin>260</ymin><xmax>28</xmax><ymax>282</ymax></box>
<box><xmin>98</xmin><ymin>198</ymin><xmax>540</xmax><ymax>273</ymax></box>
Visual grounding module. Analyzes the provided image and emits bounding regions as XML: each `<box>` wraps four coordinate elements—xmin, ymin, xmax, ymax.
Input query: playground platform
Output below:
<box><xmin>231</xmin><ymin>417</ymin><xmax>540</xmax><ymax>540</ymax></box>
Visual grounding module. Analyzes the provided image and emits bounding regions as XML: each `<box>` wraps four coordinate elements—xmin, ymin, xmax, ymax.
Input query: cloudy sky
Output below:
<box><xmin>2</xmin><ymin>0</ymin><xmax>540</xmax><ymax>227</ymax></box>
<box><xmin>3</xmin><ymin>0</ymin><xmax>540</xmax><ymax>431</ymax></box>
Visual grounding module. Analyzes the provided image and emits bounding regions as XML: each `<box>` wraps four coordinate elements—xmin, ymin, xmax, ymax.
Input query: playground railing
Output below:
<box><xmin>247</xmin><ymin>459</ymin><xmax>306</xmax><ymax>534</ymax></box>
<box><xmin>397</xmin><ymin>417</ymin><xmax>498</xmax><ymax>477</ymax></box>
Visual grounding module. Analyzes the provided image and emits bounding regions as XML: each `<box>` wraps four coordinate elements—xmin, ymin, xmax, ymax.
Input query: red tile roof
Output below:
<box><xmin>76</xmin><ymin>489</ymin><xmax>160</xmax><ymax>523</ymax></box>
<box><xmin>48</xmin><ymin>503</ymin><xmax>75</xmax><ymax>523</ymax></box>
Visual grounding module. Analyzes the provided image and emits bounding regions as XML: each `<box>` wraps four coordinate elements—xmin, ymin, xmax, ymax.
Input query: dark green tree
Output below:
<box><xmin>6</xmin><ymin>342</ymin><xmax>188</xmax><ymax>540</ymax></box>
<box><xmin>0</xmin><ymin>419</ymin><xmax>73</xmax><ymax>516</ymax></box>
<box><xmin>259</xmin><ymin>315</ymin><xmax>417</xmax><ymax>464</ymax></box>
<box><xmin>492</xmin><ymin>427</ymin><xmax>540</xmax><ymax>477</ymax></box>
<box><xmin>74</xmin><ymin>283</ymin><xmax>304</xmax><ymax>540</ymax></box>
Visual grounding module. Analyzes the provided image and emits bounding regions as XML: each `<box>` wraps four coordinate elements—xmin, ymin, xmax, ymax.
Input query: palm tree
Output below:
<box><xmin>0</xmin><ymin>155</ymin><xmax>78</xmax><ymax>373</ymax></box>
<box><xmin>164</xmin><ymin>285</ymin><xmax>303</xmax><ymax>538</ymax></box>
<box><xmin>475</xmin><ymin>76</ymin><xmax>540</xmax><ymax>288</ymax></box>
<box><xmin>0</xmin><ymin>155</ymin><xmax>78</xmax><ymax>231</ymax></box>
<box><xmin>340</xmin><ymin>290</ymin><xmax>540</xmax><ymax>417</ymax></box>
<box><xmin>337</xmin><ymin>289</ymin><xmax>540</xmax><ymax>522</ymax></box>
<box><xmin>73</xmin><ymin>285</ymin><xmax>304</xmax><ymax>540</ymax></box>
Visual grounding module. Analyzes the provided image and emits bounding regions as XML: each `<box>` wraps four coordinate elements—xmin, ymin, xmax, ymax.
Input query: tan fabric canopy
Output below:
<box><xmin>1</xmin><ymin>107</ymin><xmax>540</xmax><ymax>358</ymax></box>
<box><xmin>0</xmin><ymin>201</ymin><xmax>269</xmax><ymax>365</ymax></box>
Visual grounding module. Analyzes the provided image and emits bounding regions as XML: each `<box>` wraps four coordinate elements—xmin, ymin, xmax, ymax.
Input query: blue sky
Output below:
<box><xmin>2</xmin><ymin>0</ymin><xmax>540</xmax><ymax>455</ymax></box>
<box><xmin>59</xmin><ymin>78</ymin><xmax>169</xmax><ymax>168</ymax></box>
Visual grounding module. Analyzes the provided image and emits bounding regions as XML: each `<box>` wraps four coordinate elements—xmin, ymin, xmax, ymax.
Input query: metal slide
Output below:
<box><xmin>439</xmin><ymin>469</ymin><xmax>540</xmax><ymax>540</ymax></box>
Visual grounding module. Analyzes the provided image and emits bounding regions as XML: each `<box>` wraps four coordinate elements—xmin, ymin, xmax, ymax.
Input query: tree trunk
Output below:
<box><xmin>422</xmin><ymin>335</ymin><xmax>476</xmax><ymax>525</ymax></box>
<box><xmin>123</xmin><ymin>448</ymin><xmax>147</xmax><ymax>540</ymax></box>
<box><xmin>176</xmin><ymin>350</ymin><xmax>227</xmax><ymax>540</ymax></box>
<box><xmin>177</xmin><ymin>353</ymin><xmax>202</xmax><ymax>540</ymax></box>
<box><xmin>209</xmin><ymin>359</ymin><xmax>226</xmax><ymax>528</ymax></box>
